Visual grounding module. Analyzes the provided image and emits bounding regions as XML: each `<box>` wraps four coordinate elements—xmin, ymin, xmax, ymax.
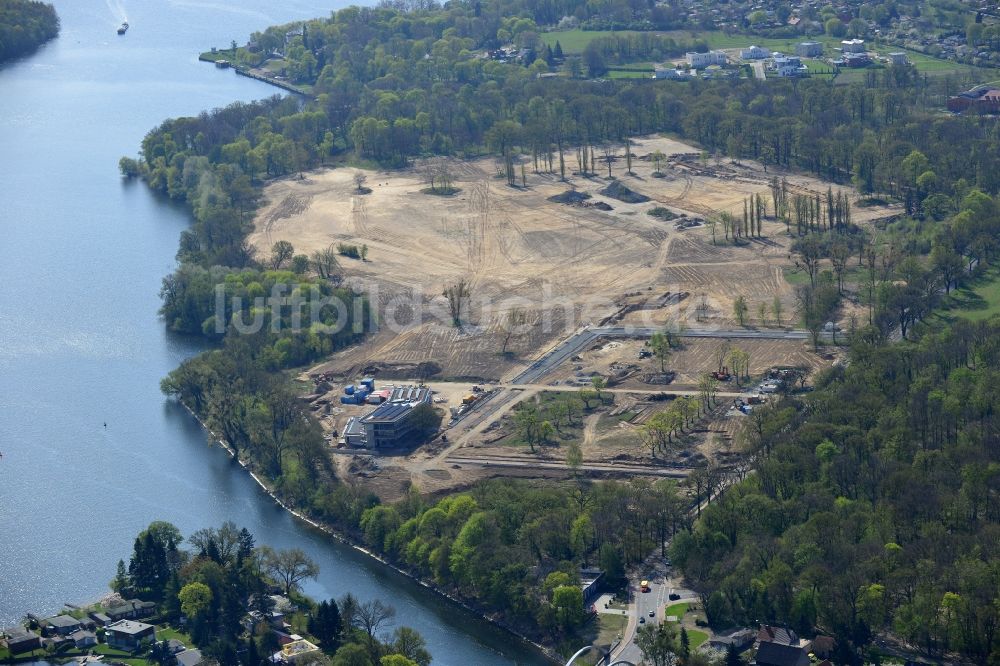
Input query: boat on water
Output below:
<box><xmin>117</xmin><ymin>22</ymin><xmax>128</xmax><ymax>35</ymax></box>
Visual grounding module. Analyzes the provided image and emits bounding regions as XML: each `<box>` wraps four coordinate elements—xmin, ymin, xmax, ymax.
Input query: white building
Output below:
<box><xmin>772</xmin><ymin>53</ymin><xmax>806</xmax><ymax>77</ymax></box>
<box><xmin>654</xmin><ymin>67</ymin><xmax>692</xmax><ymax>80</ymax></box>
<box><xmin>888</xmin><ymin>52</ymin><xmax>908</xmax><ymax>65</ymax></box>
<box><xmin>686</xmin><ymin>50</ymin><xmax>728</xmax><ymax>68</ymax></box>
<box><xmin>740</xmin><ymin>45</ymin><xmax>770</xmax><ymax>59</ymax></box>
<box><xmin>841</xmin><ymin>39</ymin><xmax>865</xmax><ymax>53</ymax></box>
<box><xmin>795</xmin><ymin>41</ymin><xmax>823</xmax><ymax>57</ymax></box>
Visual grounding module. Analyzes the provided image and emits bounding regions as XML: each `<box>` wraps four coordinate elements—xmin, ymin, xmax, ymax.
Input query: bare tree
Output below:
<box><xmin>311</xmin><ymin>244</ymin><xmax>340</xmax><ymax>279</ymax></box>
<box><xmin>261</xmin><ymin>547</ymin><xmax>319</xmax><ymax>596</ymax></box>
<box><xmin>443</xmin><ymin>278</ymin><xmax>471</xmax><ymax>327</ymax></box>
<box><xmin>601</xmin><ymin>142</ymin><xmax>615</xmax><ymax>179</ymax></box>
<box><xmin>354</xmin><ymin>600</ymin><xmax>396</xmax><ymax>661</ymax></box>
<box><xmin>353</xmin><ymin>171</ymin><xmax>368</xmax><ymax>192</ymax></box>
<box><xmin>270</xmin><ymin>240</ymin><xmax>294</xmax><ymax>270</ymax></box>
<box><xmin>500</xmin><ymin>307</ymin><xmax>529</xmax><ymax>355</ymax></box>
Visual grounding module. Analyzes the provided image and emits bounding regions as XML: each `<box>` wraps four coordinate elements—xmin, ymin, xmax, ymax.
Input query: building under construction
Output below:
<box><xmin>343</xmin><ymin>385</ymin><xmax>432</xmax><ymax>449</ymax></box>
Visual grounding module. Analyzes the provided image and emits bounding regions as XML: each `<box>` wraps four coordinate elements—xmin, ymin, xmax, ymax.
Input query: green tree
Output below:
<box><xmin>650</xmin><ymin>332</ymin><xmax>671</xmax><ymax>372</ymax></box>
<box><xmin>733</xmin><ymin>295</ymin><xmax>748</xmax><ymax>326</ymax></box>
<box><xmin>178</xmin><ymin>582</ymin><xmax>213</xmax><ymax>618</ymax></box>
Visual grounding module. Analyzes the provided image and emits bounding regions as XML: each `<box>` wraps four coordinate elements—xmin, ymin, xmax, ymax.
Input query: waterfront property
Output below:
<box><xmin>2</xmin><ymin>627</ymin><xmax>41</xmax><ymax>654</ymax></box>
<box><xmin>104</xmin><ymin>599</ymin><xmax>156</xmax><ymax>622</ymax></box>
<box><xmin>44</xmin><ymin>614</ymin><xmax>83</xmax><ymax>635</ymax></box>
<box><xmin>344</xmin><ymin>385</ymin><xmax>433</xmax><ymax>449</ymax></box>
<box><xmin>105</xmin><ymin>620</ymin><xmax>156</xmax><ymax>650</ymax></box>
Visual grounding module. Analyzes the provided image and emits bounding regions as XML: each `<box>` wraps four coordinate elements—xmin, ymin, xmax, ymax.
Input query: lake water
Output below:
<box><xmin>0</xmin><ymin>2</ymin><xmax>545</xmax><ymax>663</ymax></box>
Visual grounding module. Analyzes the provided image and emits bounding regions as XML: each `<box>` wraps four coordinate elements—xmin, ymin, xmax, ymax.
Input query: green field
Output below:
<box><xmin>664</xmin><ymin>601</ymin><xmax>689</xmax><ymax>617</ymax></box>
<box><xmin>540</xmin><ymin>28</ymin><xmax>985</xmax><ymax>78</ymax></box>
<box><xmin>939</xmin><ymin>267</ymin><xmax>1000</xmax><ymax>321</ymax></box>
<box><xmin>686</xmin><ymin>629</ymin><xmax>709</xmax><ymax>649</ymax></box>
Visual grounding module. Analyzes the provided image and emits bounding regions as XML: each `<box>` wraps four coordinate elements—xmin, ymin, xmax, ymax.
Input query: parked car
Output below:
<box><xmin>668</xmin><ymin>593</ymin><xmax>681</xmax><ymax>601</ymax></box>
<box><xmin>649</xmin><ymin>610</ymin><xmax>655</xmax><ymax>617</ymax></box>
<box><xmin>639</xmin><ymin>617</ymin><xmax>646</xmax><ymax>624</ymax></box>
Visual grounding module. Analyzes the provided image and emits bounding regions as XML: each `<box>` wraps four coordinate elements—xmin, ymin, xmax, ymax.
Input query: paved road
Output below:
<box><xmin>512</xmin><ymin>325</ymin><xmax>814</xmax><ymax>385</ymax></box>
<box><xmin>751</xmin><ymin>61</ymin><xmax>766</xmax><ymax>80</ymax></box>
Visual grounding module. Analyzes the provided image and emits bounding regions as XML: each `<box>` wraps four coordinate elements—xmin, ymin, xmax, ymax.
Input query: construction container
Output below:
<box><xmin>462</xmin><ymin>394</ymin><xmax>477</xmax><ymax>405</ymax></box>
<box><xmin>366</xmin><ymin>394</ymin><xmax>384</xmax><ymax>405</ymax></box>
<box><xmin>340</xmin><ymin>395</ymin><xmax>356</xmax><ymax>405</ymax></box>
<box><xmin>344</xmin><ymin>385</ymin><xmax>355</xmax><ymax>395</ymax></box>
<box><xmin>354</xmin><ymin>388</ymin><xmax>369</xmax><ymax>401</ymax></box>
<box><xmin>360</xmin><ymin>377</ymin><xmax>375</xmax><ymax>391</ymax></box>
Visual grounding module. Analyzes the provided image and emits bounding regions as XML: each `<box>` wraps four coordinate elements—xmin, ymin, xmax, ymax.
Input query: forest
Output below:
<box><xmin>105</xmin><ymin>521</ymin><xmax>431</xmax><ymax>666</ymax></box>
<box><xmin>124</xmin><ymin>0</ymin><xmax>1000</xmax><ymax>661</ymax></box>
<box><xmin>0</xmin><ymin>0</ymin><xmax>58</xmax><ymax>64</ymax></box>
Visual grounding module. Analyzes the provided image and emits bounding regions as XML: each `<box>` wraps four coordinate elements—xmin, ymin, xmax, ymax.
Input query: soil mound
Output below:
<box><xmin>548</xmin><ymin>190</ymin><xmax>592</xmax><ymax>204</ymax></box>
<box><xmin>599</xmin><ymin>180</ymin><xmax>650</xmax><ymax>203</ymax></box>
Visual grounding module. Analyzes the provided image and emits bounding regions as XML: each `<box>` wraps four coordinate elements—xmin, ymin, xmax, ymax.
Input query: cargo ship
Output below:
<box><xmin>117</xmin><ymin>22</ymin><xmax>128</xmax><ymax>35</ymax></box>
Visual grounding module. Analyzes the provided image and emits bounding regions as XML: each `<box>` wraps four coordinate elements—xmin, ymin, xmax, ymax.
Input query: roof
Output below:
<box><xmin>176</xmin><ymin>649</ymin><xmax>204</xmax><ymax>666</ymax></box>
<box><xmin>106</xmin><ymin>620</ymin><xmax>155</xmax><ymax>635</ymax></box>
<box><xmin>755</xmin><ymin>641</ymin><xmax>810</xmax><ymax>666</ymax></box>
<box><xmin>343</xmin><ymin>416</ymin><xmax>365</xmax><ymax>436</ymax></box>
<box><xmin>363</xmin><ymin>402</ymin><xmax>413</xmax><ymax>423</ymax></box>
<box><xmin>69</xmin><ymin>630</ymin><xmax>96</xmax><ymax>641</ymax></box>
<box><xmin>46</xmin><ymin>615</ymin><xmax>82</xmax><ymax>628</ymax></box>
<box><xmin>5</xmin><ymin>628</ymin><xmax>39</xmax><ymax>644</ymax></box>
<box><xmin>758</xmin><ymin>625</ymin><xmax>798</xmax><ymax>645</ymax></box>
<box><xmin>282</xmin><ymin>639</ymin><xmax>319</xmax><ymax>656</ymax></box>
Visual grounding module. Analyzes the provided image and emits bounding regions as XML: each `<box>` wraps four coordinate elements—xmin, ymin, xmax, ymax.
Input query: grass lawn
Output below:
<box><xmin>664</xmin><ymin>602</ymin><xmax>689</xmax><ymax>617</ymax></box>
<box><xmin>686</xmin><ymin>628</ymin><xmax>709</xmax><ymax>649</ymax></box>
<box><xmin>541</xmin><ymin>28</ymin><xmax>987</xmax><ymax>79</ymax></box>
<box><xmin>608</xmin><ymin>69</ymin><xmax>653</xmax><ymax>78</ymax></box>
<box><xmin>937</xmin><ymin>266</ymin><xmax>1000</xmax><ymax>321</ymax></box>
<box><xmin>94</xmin><ymin>643</ymin><xmax>150</xmax><ymax>666</ymax></box>
<box><xmin>540</xmin><ymin>29</ymin><xmax>646</xmax><ymax>53</ymax></box>
<box><xmin>156</xmin><ymin>627</ymin><xmax>193</xmax><ymax>647</ymax></box>
<box><xmin>595</xmin><ymin>613</ymin><xmax>628</xmax><ymax>645</ymax></box>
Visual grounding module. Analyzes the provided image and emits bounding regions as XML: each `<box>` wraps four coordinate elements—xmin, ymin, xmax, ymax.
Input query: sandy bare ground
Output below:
<box><xmin>252</xmin><ymin>136</ymin><xmax>896</xmax><ymax>383</ymax></box>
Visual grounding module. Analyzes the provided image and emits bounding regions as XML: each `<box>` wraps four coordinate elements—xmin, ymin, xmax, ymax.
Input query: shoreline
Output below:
<box><xmin>197</xmin><ymin>54</ymin><xmax>311</xmax><ymax>98</ymax></box>
<box><xmin>180</xmin><ymin>402</ymin><xmax>561</xmax><ymax>665</ymax></box>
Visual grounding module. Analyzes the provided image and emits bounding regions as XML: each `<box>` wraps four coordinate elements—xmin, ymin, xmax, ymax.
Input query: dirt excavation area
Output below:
<box><xmin>258</xmin><ymin>135</ymin><xmax>895</xmax><ymax>500</ymax></box>
<box><xmin>250</xmin><ymin>135</ymin><xmax>896</xmax><ymax>383</ymax></box>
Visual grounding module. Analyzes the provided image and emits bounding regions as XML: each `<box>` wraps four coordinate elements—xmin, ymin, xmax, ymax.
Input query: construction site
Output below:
<box><xmin>251</xmin><ymin>135</ymin><xmax>900</xmax><ymax>500</ymax></box>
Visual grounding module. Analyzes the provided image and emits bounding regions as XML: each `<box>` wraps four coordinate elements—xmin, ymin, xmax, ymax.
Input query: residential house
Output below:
<box><xmin>709</xmin><ymin>628</ymin><xmax>755</xmax><ymax>652</ymax></box>
<box><xmin>795</xmin><ymin>41</ymin><xmax>823</xmax><ymax>57</ymax></box>
<box><xmin>947</xmin><ymin>86</ymin><xmax>1000</xmax><ymax>113</ymax></box>
<box><xmin>843</xmin><ymin>52</ymin><xmax>871</xmax><ymax>67</ymax></box>
<box><xmin>70</xmin><ymin>629</ymin><xmax>98</xmax><ymax>648</ymax></box>
<box><xmin>686</xmin><ymin>50</ymin><xmax>728</xmax><ymax>68</ymax></box>
<box><xmin>3</xmin><ymin>627</ymin><xmax>41</xmax><ymax>655</ymax></box>
<box><xmin>753</xmin><ymin>641</ymin><xmax>811</xmax><ymax>666</ymax></box>
<box><xmin>274</xmin><ymin>639</ymin><xmax>320</xmax><ymax>664</ymax></box>
<box><xmin>105</xmin><ymin>599</ymin><xmax>156</xmax><ymax>622</ymax></box>
<box><xmin>45</xmin><ymin>615</ymin><xmax>82</xmax><ymax>636</ymax></box>
<box><xmin>654</xmin><ymin>67</ymin><xmax>692</xmax><ymax>80</ymax></box>
<box><xmin>757</xmin><ymin>625</ymin><xmax>801</xmax><ymax>646</ymax></box>
<box><xmin>176</xmin><ymin>648</ymin><xmax>205</xmax><ymax>666</ymax></box>
<box><xmin>105</xmin><ymin>620</ymin><xmax>156</xmax><ymax>650</ymax></box>
<box><xmin>740</xmin><ymin>45</ymin><xmax>771</xmax><ymax>59</ymax></box>
<box><xmin>841</xmin><ymin>39</ymin><xmax>866</xmax><ymax>53</ymax></box>
<box><xmin>772</xmin><ymin>54</ymin><xmax>806</xmax><ymax>77</ymax></box>
<box><xmin>89</xmin><ymin>612</ymin><xmax>112</xmax><ymax>627</ymax></box>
